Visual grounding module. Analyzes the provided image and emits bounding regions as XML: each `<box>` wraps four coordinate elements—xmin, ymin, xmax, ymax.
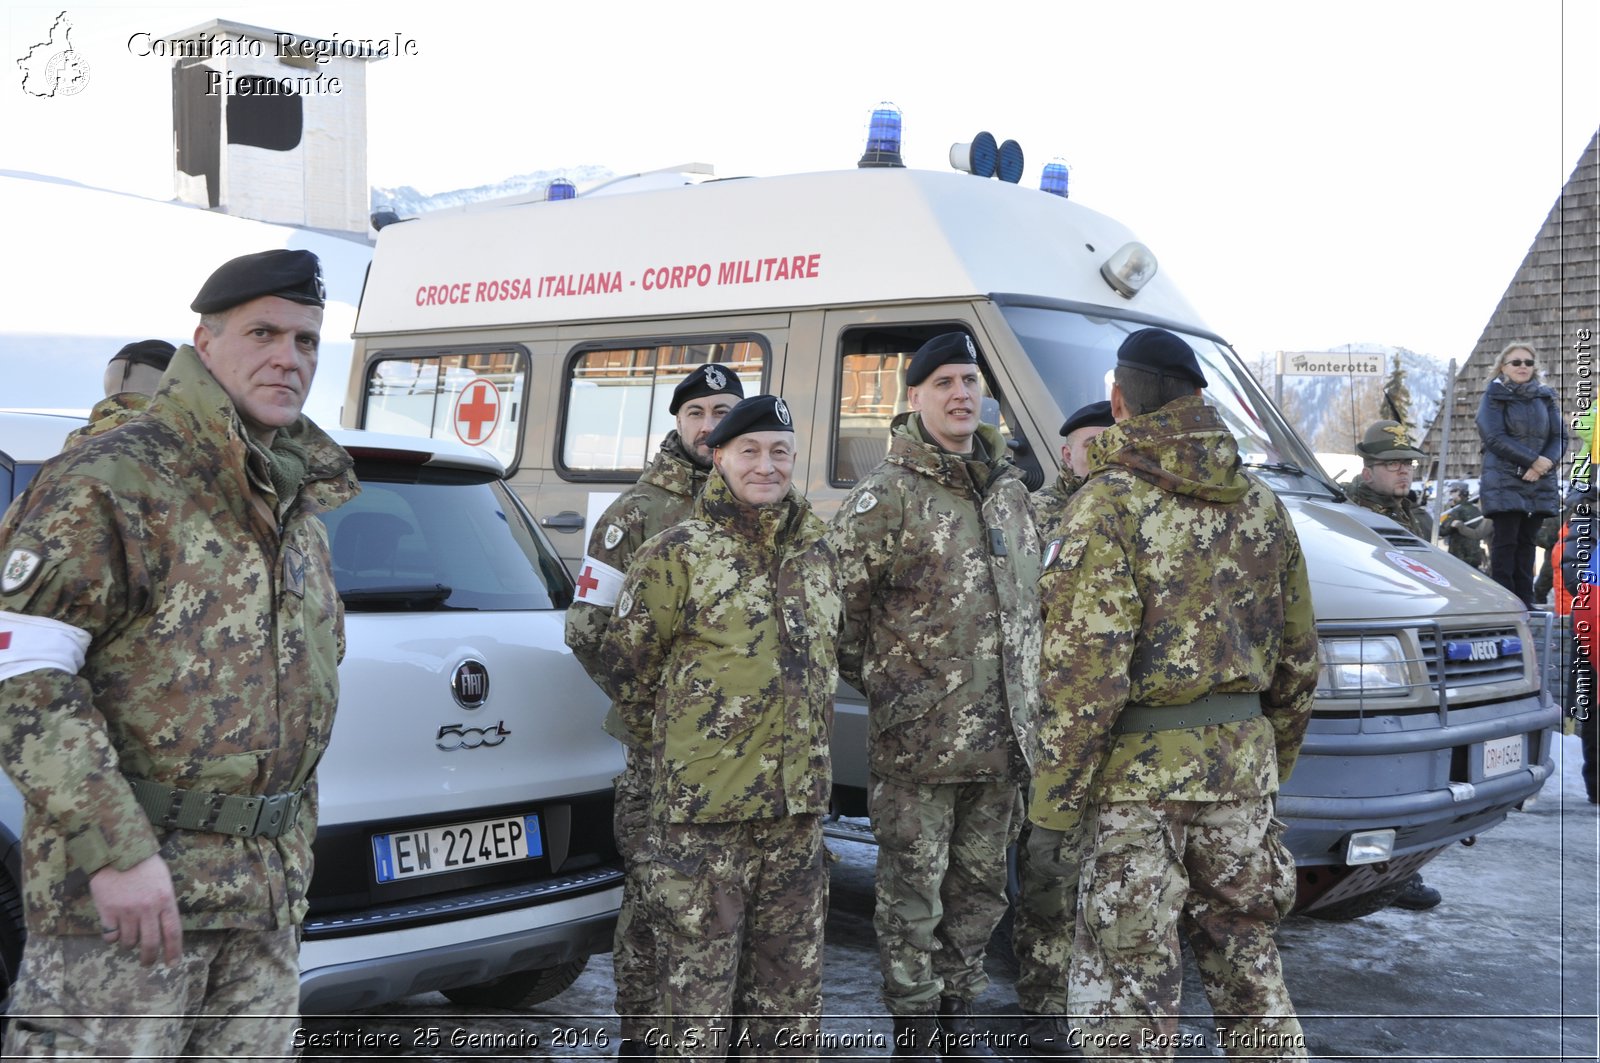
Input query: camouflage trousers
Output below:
<box><xmin>869</xmin><ymin>774</ymin><xmax>1022</xmax><ymax>1015</ymax></box>
<box><xmin>1013</xmin><ymin>819</ymin><xmax>1084</xmax><ymax>1015</ymax></box>
<box><xmin>613</xmin><ymin>752</ymin><xmax>657</xmax><ymax>1041</ymax></box>
<box><xmin>2</xmin><ymin>925</ymin><xmax>299</xmax><ymax>1061</ymax></box>
<box><xmin>644</xmin><ymin>814</ymin><xmax>827</xmax><ymax>1060</ymax></box>
<box><xmin>1069</xmin><ymin>797</ymin><xmax>1306</xmax><ymax>1061</ymax></box>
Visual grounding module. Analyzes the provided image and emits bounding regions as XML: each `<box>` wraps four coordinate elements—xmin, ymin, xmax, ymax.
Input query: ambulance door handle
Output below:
<box><xmin>540</xmin><ymin>511</ymin><xmax>586</xmax><ymax>532</ymax></box>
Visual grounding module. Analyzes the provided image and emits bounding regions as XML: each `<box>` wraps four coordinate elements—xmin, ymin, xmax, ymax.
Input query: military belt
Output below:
<box><xmin>1113</xmin><ymin>692</ymin><xmax>1263</xmax><ymax>735</ymax></box>
<box><xmin>128</xmin><ymin>778</ymin><xmax>303</xmax><ymax>840</ymax></box>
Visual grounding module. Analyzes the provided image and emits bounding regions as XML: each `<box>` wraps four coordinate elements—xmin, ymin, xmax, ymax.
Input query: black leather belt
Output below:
<box><xmin>1112</xmin><ymin>692</ymin><xmax>1263</xmax><ymax>735</ymax></box>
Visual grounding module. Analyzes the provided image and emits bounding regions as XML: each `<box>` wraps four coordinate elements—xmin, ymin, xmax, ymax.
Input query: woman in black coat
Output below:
<box><xmin>1475</xmin><ymin>341</ymin><xmax>1566</xmax><ymax>606</ymax></box>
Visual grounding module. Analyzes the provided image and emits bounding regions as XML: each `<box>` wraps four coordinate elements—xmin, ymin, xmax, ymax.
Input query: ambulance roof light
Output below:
<box><xmin>858</xmin><ymin>102</ymin><xmax>904</xmax><ymax>168</ymax></box>
<box><xmin>546</xmin><ymin>179</ymin><xmax>577</xmax><ymax>201</ymax></box>
<box><xmin>950</xmin><ymin>132</ymin><xmax>998</xmax><ymax>177</ymax></box>
<box><xmin>1101</xmin><ymin>241</ymin><xmax>1158</xmax><ymax>298</ymax></box>
<box><xmin>997</xmin><ymin>139</ymin><xmax>1024</xmax><ymax>184</ymax></box>
<box><xmin>1041</xmin><ymin>159</ymin><xmax>1069</xmax><ymax>198</ymax></box>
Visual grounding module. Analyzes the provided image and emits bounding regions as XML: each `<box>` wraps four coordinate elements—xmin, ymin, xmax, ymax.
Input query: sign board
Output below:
<box><xmin>1278</xmin><ymin>350</ymin><xmax>1385</xmax><ymax>376</ymax></box>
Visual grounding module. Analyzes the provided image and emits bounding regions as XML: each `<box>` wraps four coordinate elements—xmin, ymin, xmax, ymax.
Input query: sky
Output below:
<box><xmin>2</xmin><ymin>0</ymin><xmax>1596</xmax><ymax>408</ymax></box>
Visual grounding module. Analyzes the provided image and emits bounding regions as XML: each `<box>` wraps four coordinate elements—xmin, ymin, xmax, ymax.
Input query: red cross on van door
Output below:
<box><xmin>453</xmin><ymin>378</ymin><xmax>502</xmax><ymax>446</ymax></box>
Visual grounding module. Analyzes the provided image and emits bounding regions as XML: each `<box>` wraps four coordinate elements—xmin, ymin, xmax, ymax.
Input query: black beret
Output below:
<box><xmin>108</xmin><ymin>339</ymin><xmax>176</xmax><ymax>372</ymax></box>
<box><xmin>1115</xmin><ymin>328</ymin><xmax>1207</xmax><ymax>388</ymax></box>
<box><xmin>191</xmin><ymin>249</ymin><xmax>326</xmax><ymax>314</ymax></box>
<box><xmin>1059</xmin><ymin>400</ymin><xmax>1114</xmax><ymax>437</ymax></box>
<box><xmin>905</xmin><ymin>332</ymin><xmax>979</xmax><ymax>387</ymax></box>
<box><xmin>704</xmin><ymin>394</ymin><xmax>795</xmax><ymax>448</ymax></box>
<box><xmin>669</xmin><ymin>363</ymin><xmax>745</xmax><ymax>414</ymax></box>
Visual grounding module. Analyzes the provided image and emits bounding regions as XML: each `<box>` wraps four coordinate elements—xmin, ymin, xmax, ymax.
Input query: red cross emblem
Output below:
<box><xmin>453</xmin><ymin>378</ymin><xmax>502</xmax><ymax>446</ymax></box>
<box><xmin>0</xmin><ymin>632</ymin><xmax>10</xmax><ymax>651</ymax></box>
<box><xmin>575</xmin><ymin>565</ymin><xmax>601</xmax><ymax>599</ymax></box>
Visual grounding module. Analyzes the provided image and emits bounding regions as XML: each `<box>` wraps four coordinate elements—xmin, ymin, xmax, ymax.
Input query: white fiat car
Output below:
<box><xmin>0</xmin><ymin>418</ymin><xmax>623</xmax><ymax>1011</ymax></box>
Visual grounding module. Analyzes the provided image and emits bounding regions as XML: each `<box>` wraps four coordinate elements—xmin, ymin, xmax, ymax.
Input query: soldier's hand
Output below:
<box><xmin>89</xmin><ymin>854</ymin><xmax>183</xmax><ymax>966</ymax></box>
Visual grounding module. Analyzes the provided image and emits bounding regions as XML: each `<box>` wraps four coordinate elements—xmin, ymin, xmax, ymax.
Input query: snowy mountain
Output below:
<box><xmin>371</xmin><ymin>164</ymin><xmax>615</xmax><ymax>217</ymax></box>
<box><xmin>1241</xmin><ymin>344</ymin><xmax>1455</xmax><ymax>457</ymax></box>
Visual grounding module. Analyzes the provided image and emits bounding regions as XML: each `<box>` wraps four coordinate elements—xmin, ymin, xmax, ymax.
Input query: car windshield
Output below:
<box><xmin>998</xmin><ymin>303</ymin><xmax>1339</xmax><ymax>498</ymax></box>
<box><xmin>320</xmin><ymin>462</ymin><xmax>572</xmax><ymax>611</ymax></box>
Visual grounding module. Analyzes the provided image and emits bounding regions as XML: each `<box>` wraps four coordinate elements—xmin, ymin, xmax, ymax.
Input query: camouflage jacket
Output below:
<box><xmin>1030</xmin><ymin>397</ymin><xmax>1317</xmax><ymax>831</ymax></box>
<box><xmin>565</xmin><ymin>433</ymin><xmax>706</xmax><ymax>711</ymax></box>
<box><xmin>596</xmin><ymin>472</ymin><xmax>839</xmax><ymax>823</ymax></box>
<box><xmin>1343</xmin><ymin>477</ymin><xmax>1434</xmax><ymax>540</ymax></box>
<box><xmin>830</xmin><ymin>415</ymin><xmax>1041</xmax><ymax>785</ymax></box>
<box><xmin>63</xmin><ymin>392</ymin><xmax>151</xmax><ymax>448</ymax></box>
<box><xmin>0</xmin><ymin>344</ymin><xmax>356</xmax><ymax>935</ymax></box>
<box><xmin>1439</xmin><ymin>500</ymin><xmax>1488</xmax><ymax>565</ymax></box>
<box><xmin>1031</xmin><ymin>468</ymin><xmax>1084</xmax><ymax>543</ymax></box>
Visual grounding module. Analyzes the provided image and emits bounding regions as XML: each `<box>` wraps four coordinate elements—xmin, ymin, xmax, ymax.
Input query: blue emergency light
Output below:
<box><xmin>858</xmin><ymin>102</ymin><xmax>905</xmax><ymax>168</ymax></box>
<box><xmin>1041</xmin><ymin>159</ymin><xmax>1069</xmax><ymax>198</ymax></box>
<box><xmin>546</xmin><ymin>179</ymin><xmax>576</xmax><ymax>201</ymax></box>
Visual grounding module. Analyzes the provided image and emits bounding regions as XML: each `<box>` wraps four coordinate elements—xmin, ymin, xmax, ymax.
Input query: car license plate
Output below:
<box><xmin>1481</xmin><ymin>734</ymin><xmax>1524</xmax><ymax>779</ymax></box>
<box><xmin>372</xmin><ymin>813</ymin><xmax>543</xmax><ymax>883</ymax></box>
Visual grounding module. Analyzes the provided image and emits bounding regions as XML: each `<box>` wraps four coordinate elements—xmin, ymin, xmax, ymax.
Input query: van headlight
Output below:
<box><xmin>1316</xmin><ymin>636</ymin><xmax>1411</xmax><ymax>698</ymax></box>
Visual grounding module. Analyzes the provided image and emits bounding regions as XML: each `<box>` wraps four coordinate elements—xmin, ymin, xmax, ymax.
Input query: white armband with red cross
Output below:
<box><xmin>573</xmin><ymin>556</ymin><xmax>626</xmax><ymax>609</ymax></box>
<box><xmin>0</xmin><ymin>611</ymin><xmax>92</xmax><ymax>683</ymax></box>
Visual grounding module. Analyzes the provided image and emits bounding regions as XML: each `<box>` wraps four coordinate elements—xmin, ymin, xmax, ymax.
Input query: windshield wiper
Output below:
<box><xmin>1242</xmin><ymin>461</ymin><xmax>1346</xmax><ymax>501</ymax></box>
<box><xmin>339</xmin><ymin>583</ymin><xmax>456</xmax><ymax>610</ymax></box>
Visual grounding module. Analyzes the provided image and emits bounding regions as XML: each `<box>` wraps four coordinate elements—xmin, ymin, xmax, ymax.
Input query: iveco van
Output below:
<box><xmin>343</xmin><ymin>155</ymin><xmax>1559</xmax><ymax>917</ymax></box>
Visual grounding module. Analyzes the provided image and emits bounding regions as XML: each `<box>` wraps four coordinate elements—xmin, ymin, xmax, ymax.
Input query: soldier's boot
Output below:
<box><xmin>1390</xmin><ymin>873</ymin><xmax>1443</xmax><ymax>911</ymax></box>
<box><xmin>616</xmin><ymin>1038</ymin><xmax>655</xmax><ymax>1060</ymax></box>
<box><xmin>891</xmin><ymin>1015</ymin><xmax>941</xmax><ymax>1061</ymax></box>
<box><xmin>1018</xmin><ymin>1013</ymin><xmax>1084</xmax><ymax>1059</ymax></box>
<box><xmin>937</xmin><ymin>997</ymin><xmax>1001</xmax><ymax>1059</ymax></box>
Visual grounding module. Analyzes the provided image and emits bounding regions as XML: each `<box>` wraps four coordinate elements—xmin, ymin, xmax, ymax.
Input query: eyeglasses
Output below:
<box><xmin>1506</xmin><ymin>359</ymin><xmax>1535</xmax><ymax>368</ymax></box>
<box><xmin>1373</xmin><ymin>460</ymin><xmax>1417</xmax><ymax>473</ymax></box>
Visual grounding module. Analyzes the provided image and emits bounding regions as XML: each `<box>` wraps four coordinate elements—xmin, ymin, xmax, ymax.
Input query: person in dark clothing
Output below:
<box><xmin>1475</xmin><ymin>342</ymin><xmax>1566</xmax><ymax>607</ymax></box>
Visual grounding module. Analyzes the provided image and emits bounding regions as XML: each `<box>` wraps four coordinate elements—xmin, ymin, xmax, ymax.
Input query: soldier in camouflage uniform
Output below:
<box><xmin>0</xmin><ymin>250</ymin><xmax>355</xmax><ymax>1058</ymax></box>
<box><xmin>829</xmin><ymin>333</ymin><xmax>1040</xmax><ymax>1059</ymax></box>
<box><xmin>1015</xmin><ymin>399</ymin><xmax>1112</xmax><ymax>1057</ymax></box>
<box><xmin>1439</xmin><ymin>482</ymin><xmax>1489</xmax><ymax>570</ymax></box>
<box><xmin>1341</xmin><ymin>420</ymin><xmax>1434</xmax><ymax>541</ymax></box>
<box><xmin>564</xmin><ymin>362</ymin><xmax>743</xmax><ymax>1058</ymax></box>
<box><xmin>1341</xmin><ymin>421</ymin><xmax>1442</xmax><ymax>911</ymax></box>
<box><xmin>596</xmin><ymin>395</ymin><xmax>839</xmax><ymax>1061</ymax></box>
<box><xmin>62</xmin><ymin>340</ymin><xmax>177</xmax><ymax>450</ymax></box>
<box><xmin>1031</xmin><ymin>329</ymin><xmax>1316</xmax><ymax>1061</ymax></box>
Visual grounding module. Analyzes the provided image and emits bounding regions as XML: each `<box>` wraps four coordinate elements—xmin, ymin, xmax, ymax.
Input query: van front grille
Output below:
<box><xmin>1416</xmin><ymin>626</ymin><xmax>1527</xmax><ymax>689</ymax></box>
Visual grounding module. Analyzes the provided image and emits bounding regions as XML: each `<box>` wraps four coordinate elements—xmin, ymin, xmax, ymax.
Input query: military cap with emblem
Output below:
<box><xmin>1356</xmin><ymin>420</ymin><xmax>1427</xmax><ymax>461</ymax></box>
<box><xmin>190</xmin><ymin>249</ymin><xmax>326</xmax><ymax>314</ymax></box>
<box><xmin>108</xmin><ymin>339</ymin><xmax>176</xmax><ymax>372</ymax></box>
<box><xmin>669</xmin><ymin>363</ymin><xmax>746</xmax><ymax>414</ymax></box>
<box><xmin>1060</xmin><ymin>399</ymin><xmax>1114</xmax><ymax>437</ymax></box>
<box><xmin>905</xmin><ymin>332</ymin><xmax>980</xmax><ymax>387</ymax></box>
<box><xmin>1115</xmin><ymin>327</ymin><xmax>1207</xmax><ymax>388</ymax></box>
<box><xmin>705</xmin><ymin>394</ymin><xmax>794</xmax><ymax>447</ymax></box>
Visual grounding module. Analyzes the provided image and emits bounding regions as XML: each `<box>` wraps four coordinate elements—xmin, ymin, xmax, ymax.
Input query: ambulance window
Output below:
<box><xmin>561</xmin><ymin>339</ymin><xmax>765</xmax><ymax>478</ymax></box>
<box><xmin>362</xmin><ymin>348</ymin><xmax>527</xmax><ymax>471</ymax></box>
<box><xmin>831</xmin><ymin>327</ymin><xmax>1041</xmax><ymax>488</ymax></box>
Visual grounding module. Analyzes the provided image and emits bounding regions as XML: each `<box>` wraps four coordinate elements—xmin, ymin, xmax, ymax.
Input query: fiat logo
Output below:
<box><xmin>452</xmin><ymin>659</ymin><xmax>490</xmax><ymax>709</ymax></box>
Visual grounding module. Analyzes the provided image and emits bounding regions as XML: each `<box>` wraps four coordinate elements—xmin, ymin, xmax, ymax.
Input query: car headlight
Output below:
<box><xmin>1316</xmin><ymin>636</ymin><xmax>1412</xmax><ymax>698</ymax></box>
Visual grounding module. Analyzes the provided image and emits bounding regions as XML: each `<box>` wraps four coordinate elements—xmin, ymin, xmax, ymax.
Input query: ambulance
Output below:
<box><xmin>343</xmin><ymin>133</ymin><xmax>1559</xmax><ymax>918</ymax></box>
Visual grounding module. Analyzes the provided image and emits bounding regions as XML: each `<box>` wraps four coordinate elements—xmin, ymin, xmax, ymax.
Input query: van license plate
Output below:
<box><xmin>373</xmin><ymin>814</ymin><xmax>543</xmax><ymax>883</ymax></box>
<box><xmin>1481</xmin><ymin>735</ymin><xmax>1524</xmax><ymax>779</ymax></box>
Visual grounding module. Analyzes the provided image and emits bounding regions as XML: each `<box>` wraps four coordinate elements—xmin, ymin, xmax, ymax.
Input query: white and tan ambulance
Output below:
<box><xmin>344</xmin><ymin>155</ymin><xmax>1559</xmax><ymax>918</ymax></box>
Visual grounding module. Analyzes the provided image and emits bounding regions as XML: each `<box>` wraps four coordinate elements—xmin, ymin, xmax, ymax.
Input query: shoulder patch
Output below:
<box><xmin>616</xmin><ymin>588</ymin><xmax>635</xmax><ymax>618</ymax></box>
<box><xmin>854</xmin><ymin>491</ymin><xmax>879</xmax><ymax>514</ymax></box>
<box><xmin>603</xmin><ymin>523</ymin><xmax>625</xmax><ymax>550</ymax></box>
<box><xmin>1</xmin><ymin>550</ymin><xmax>42</xmax><ymax>595</ymax></box>
<box><xmin>1042</xmin><ymin>538</ymin><xmax>1063</xmax><ymax>570</ymax></box>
